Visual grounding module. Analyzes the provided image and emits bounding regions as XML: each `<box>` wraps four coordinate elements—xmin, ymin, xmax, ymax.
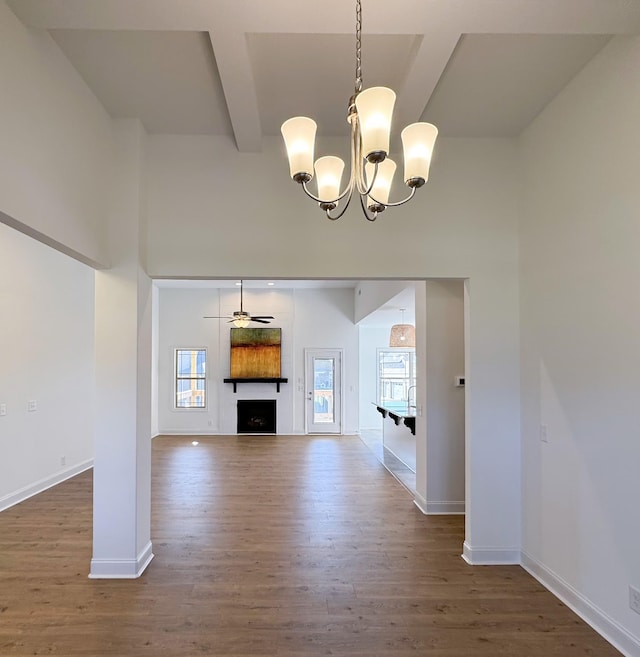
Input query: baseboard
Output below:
<box><xmin>426</xmin><ymin>500</ymin><xmax>465</xmax><ymax>515</ymax></box>
<box><xmin>413</xmin><ymin>493</ymin><xmax>464</xmax><ymax>515</ymax></box>
<box><xmin>414</xmin><ymin>492</ymin><xmax>428</xmax><ymax>514</ymax></box>
<box><xmin>89</xmin><ymin>541</ymin><xmax>154</xmax><ymax>579</ymax></box>
<box><xmin>461</xmin><ymin>540</ymin><xmax>520</xmax><ymax>565</ymax></box>
<box><xmin>0</xmin><ymin>459</ymin><xmax>93</xmax><ymax>512</ymax></box>
<box><xmin>521</xmin><ymin>551</ymin><xmax>640</xmax><ymax>657</ymax></box>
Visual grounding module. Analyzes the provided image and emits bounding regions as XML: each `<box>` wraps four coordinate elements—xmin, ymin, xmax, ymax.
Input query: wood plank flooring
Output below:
<box><xmin>0</xmin><ymin>435</ymin><xmax>621</xmax><ymax>656</ymax></box>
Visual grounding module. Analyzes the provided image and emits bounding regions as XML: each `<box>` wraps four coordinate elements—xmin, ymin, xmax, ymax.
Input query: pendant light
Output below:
<box><xmin>389</xmin><ymin>308</ymin><xmax>415</xmax><ymax>347</ymax></box>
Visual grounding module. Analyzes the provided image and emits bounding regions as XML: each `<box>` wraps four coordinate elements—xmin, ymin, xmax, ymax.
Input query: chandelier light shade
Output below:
<box><xmin>280</xmin><ymin>0</ymin><xmax>438</xmax><ymax>222</ymax></box>
<box><xmin>389</xmin><ymin>309</ymin><xmax>416</xmax><ymax>347</ymax></box>
<box><xmin>281</xmin><ymin>116</ymin><xmax>317</xmax><ymax>181</ymax></box>
<box><xmin>355</xmin><ymin>86</ymin><xmax>396</xmax><ymax>161</ymax></box>
<box><xmin>366</xmin><ymin>159</ymin><xmax>396</xmax><ymax>211</ymax></box>
<box><xmin>401</xmin><ymin>122</ymin><xmax>438</xmax><ymax>184</ymax></box>
<box><xmin>315</xmin><ymin>156</ymin><xmax>345</xmax><ymax>205</ymax></box>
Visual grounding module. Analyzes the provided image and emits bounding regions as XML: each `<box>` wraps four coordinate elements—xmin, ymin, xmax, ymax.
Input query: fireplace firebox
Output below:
<box><xmin>237</xmin><ymin>399</ymin><xmax>276</xmax><ymax>434</ymax></box>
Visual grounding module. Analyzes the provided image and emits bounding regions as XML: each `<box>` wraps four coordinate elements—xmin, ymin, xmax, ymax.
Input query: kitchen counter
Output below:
<box><xmin>373</xmin><ymin>402</ymin><xmax>416</xmax><ymax>474</ymax></box>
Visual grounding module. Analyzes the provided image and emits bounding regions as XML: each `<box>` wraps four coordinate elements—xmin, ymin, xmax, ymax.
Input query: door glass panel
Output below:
<box><xmin>313</xmin><ymin>358</ymin><xmax>335</xmax><ymax>424</ymax></box>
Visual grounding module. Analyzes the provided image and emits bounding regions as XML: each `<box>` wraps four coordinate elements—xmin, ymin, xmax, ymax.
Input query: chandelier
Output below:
<box><xmin>280</xmin><ymin>0</ymin><xmax>438</xmax><ymax>222</ymax></box>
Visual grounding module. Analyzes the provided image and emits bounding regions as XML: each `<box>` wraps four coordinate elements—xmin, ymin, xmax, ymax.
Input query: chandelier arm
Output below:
<box><xmin>359</xmin><ymin>192</ymin><xmax>379</xmax><ymax>222</ymax></box>
<box><xmin>325</xmin><ymin>189</ymin><xmax>355</xmax><ymax>221</ymax></box>
<box><xmin>367</xmin><ymin>185</ymin><xmax>417</xmax><ymax>208</ymax></box>
<box><xmin>301</xmin><ymin>178</ymin><xmax>354</xmax><ymax>206</ymax></box>
<box><xmin>352</xmin><ymin>116</ymin><xmax>373</xmax><ymax>196</ymax></box>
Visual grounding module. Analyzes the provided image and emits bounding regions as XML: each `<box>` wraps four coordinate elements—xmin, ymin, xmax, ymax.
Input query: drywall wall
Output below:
<box><xmin>0</xmin><ymin>1</ymin><xmax>112</xmax><ymax>267</ymax></box>
<box><xmin>355</xmin><ymin>281</ymin><xmax>418</xmax><ymax>323</ymax></box>
<box><xmin>291</xmin><ymin>288</ymin><xmax>359</xmax><ymax>434</ymax></box>
<box><xmin>0</xmin><ymin>223</ymin><xmax>94</xmax><ymax>509</ymax></box>
<box><xmin>92</xmin><ymin>119</ymin><xmax>153</xmax><ymax>577</ymax></box>
<box><xmin>145</xmin><ymin>135</ymin><xmax>521</xmax><ymax>560</ymax></box>
<box><xmin>358</xmin><ymin>326</ymin><xmax>391</xmax><ymax>430</ymax></box>
<box><xmin>156</xmin><ymin>286</ymin><xmax>359</xmax><ymax>435</ymax></box>
<box><xmin>519</xmin><ymin>35</ymin><xmax>640</xmax><ymax>654</ymax></box>
<box><xmin>425</xmin><ymin>280</ymin><xmax>465</xmax><ymax>513</ymax></box>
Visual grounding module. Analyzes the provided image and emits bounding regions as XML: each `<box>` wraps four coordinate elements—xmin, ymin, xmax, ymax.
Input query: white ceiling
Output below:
<box><xmin>9</xmin><ymin>0</ymin><xmax>640</xmax><ymax>149</ymax></box>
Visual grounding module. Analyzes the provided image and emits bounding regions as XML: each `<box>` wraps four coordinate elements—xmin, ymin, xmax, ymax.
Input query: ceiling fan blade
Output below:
<box><xmin>203</xmin><ymin>316</ymin><xmax>231</xmax><ymax>319</ymax></box>
<box><xmin>251</xmin><ymin>315</ymin><xmax>275</xmax><ymax>320</ymax></box>
<box><xmin>251</xmin><ymin>318</ymin><xmax>271</xmax><ymax>324</ymax></box>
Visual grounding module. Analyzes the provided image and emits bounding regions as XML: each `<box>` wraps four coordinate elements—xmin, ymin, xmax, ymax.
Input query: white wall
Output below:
<box><xmin>156</xmin><ymin>286</ymin><xmax>359</xmax><ymax>435</ymax></box>
<box><xmin>0</xmin><ymin>1</ymin><xmax>113</xmax><ymax>267</ymax></box>
<box><xmin>355</xmin><ymin>281</ymin><xmax>417</xmax><ymax>323</ymax></box>
<box><xmin>145</xmin><ymin>134</ymin><xmax>521</xmax><ymax>560</ymax></box>
<box><xmin>425</xmin><ymin>280</ymin><xmax>465</xmax><ymax>513</ymax></box>
<box><xmin>292</xmin><ymin>288</ymin><xmax>359</xmax><ymax>434</ymax></box>
<box><xmin>519</xmin><ymin>36</ymin><xmax>640</xmax><ymax>654</ymax></box>
<box><xmin>358</xmin><ymin>326</ymin><xmax>390</xmax><ymax>430</ymax></box>
<box><xmin>0</xmin><ymin>223</ymin><xmax>94</xmax><ymax>509</ymax></box>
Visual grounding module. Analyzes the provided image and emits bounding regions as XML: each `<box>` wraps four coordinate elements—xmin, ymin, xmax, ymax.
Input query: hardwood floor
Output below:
<box><xmin>0</xmin><ymin>435</ymin><xmax>621</xmax><ymax>656</ymax></box>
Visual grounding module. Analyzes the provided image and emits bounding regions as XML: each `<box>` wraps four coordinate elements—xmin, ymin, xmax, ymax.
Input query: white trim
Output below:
<box><xmin>413</xmin><ymin>493</ymin><xmax>464</xmax><ymax>515</ymax></box>
<box><xmin>461</xmin><ymin>540</ymin><xmax>520</xmax><ymax>565</ymax></box>
<box><xmin>414</xmin><ymin>491</ymin><xmax>428</xmax><ymax>514</ymax></box>
<box><xmin>0</xmin><ymin>459</ymin><xmax>93</xmax><ymax>512</ymax></box>
<box><xmin>89</xmin><ymin>541</ymin><xmax>154</xmax><ymax>579</ymax></box>
<box><xmin>426</xmin><ymin>501</ymin><xmax>465</xmax><ymax>515</ymax></box>
<box><xmin>521</xmin><ymin>551</ymin><xmax>640</xmax><ymax>657</ymax></box>
<box><xmin>304</xmin><ymin>348</ymin><xmax>344</xmax><ymax>435</ymax></box>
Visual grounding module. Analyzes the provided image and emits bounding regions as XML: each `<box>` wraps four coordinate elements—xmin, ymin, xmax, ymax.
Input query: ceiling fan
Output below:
<box><xmin>203</xmin><ymin>280</ymin><xmax>274</xmax><ymax>327</ymax></box>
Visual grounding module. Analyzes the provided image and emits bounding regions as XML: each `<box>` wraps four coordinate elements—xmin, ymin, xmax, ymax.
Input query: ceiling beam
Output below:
<box><xmin>207</xmin><ymin>29</ymin><xmax>262</xmax><ymax>153</ymax></box>
<box><xmin>394</xmin><ymin>32</ymin><xmax>461</xmax><ymax>128</ymax></box>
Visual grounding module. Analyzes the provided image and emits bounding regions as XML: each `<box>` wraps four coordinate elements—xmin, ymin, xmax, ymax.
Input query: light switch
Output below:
<box><xmin>28</xmin><ymin>400</ymin><xmax>37</xmax><ymax>412</ymax></box>
<box><xmin>0</xmin><ymin>404</ymin><xmax>6</xmax><ymax>416</ymax></box>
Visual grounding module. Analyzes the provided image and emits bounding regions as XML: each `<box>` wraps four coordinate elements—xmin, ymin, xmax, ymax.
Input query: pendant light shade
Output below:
<box><xmin>389</xmin><ymin>308</ymin><xmax>415</xmax><ymax>347</ymax></box>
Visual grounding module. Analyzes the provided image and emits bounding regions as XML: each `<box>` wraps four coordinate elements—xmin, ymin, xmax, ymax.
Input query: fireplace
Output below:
<box><xmin>237</xmin><ymin>399</ymin><xmax>276</xmax><ymax>434</ymax></box>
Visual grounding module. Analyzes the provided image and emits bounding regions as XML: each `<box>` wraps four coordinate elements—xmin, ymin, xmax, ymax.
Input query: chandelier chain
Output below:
<box><xmin>355</xmin><ymin>0</ymin><xmax>363</xmax><ymax>94</ymax></box>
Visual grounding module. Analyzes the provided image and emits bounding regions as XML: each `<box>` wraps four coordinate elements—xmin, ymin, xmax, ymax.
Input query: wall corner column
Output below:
<box><xmin>91</xmin><ymin>119</ymin><xmax>153</xmax><ymax>578</ymax></box>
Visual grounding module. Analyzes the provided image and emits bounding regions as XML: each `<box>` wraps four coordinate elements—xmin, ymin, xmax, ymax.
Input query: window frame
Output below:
<box><xmin>174</xmin><ymin>347</ymin><xmax>208</xmax><ymax>410</ymax></box>
<box><xmin>376</xmin><ymin>347</ymin><xmax>416</xmax><ymax>406</ymax></box>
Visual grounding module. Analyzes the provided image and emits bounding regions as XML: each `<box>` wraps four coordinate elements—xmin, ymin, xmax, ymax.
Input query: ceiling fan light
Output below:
<box><xmin>401</xmin><ymin>122</ymin><xmax>438</xmax><ymax>185</ymax></box>
<box><xmin>281</xmin><ymin>116</ymin><xmax>317</xmax><ymax>182</ymax></box>
<box><xmin>232</xmin><ymin>317</ymin><xmax>250</xmax><ymax>328</ymax></box>
<box><xmin>355</xmin><ymin>87</ymin><xmax>396</xmax><ymax>162</ymax></box>
<box><xmin>389</xmin><ymin>323</ymin><xmax>415</xmax><ymax>348</ymax></box>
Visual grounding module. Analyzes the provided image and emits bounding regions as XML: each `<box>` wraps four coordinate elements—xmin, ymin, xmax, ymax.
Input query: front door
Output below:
<box><xmin>304</xmin><ymin>349</ymin><xmax>342</xmax><ymax>434</ymax></box>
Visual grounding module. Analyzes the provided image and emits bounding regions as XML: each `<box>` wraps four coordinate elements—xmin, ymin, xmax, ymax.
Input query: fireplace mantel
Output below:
<box><xmin>224</xmin><ymin>377</ymin><xmax>288</xmax><ymax>393</ymax></box>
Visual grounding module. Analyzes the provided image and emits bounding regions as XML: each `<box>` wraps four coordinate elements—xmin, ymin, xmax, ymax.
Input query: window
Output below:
<box><xmin>175</xmin><ymin>349</ymin><xmax>207</xmax><ymax>408</ymax></box>
<box><xmin>377</xmin><ymin>349</ymin><xmax>416</xmax><ymax>406</ymax></box>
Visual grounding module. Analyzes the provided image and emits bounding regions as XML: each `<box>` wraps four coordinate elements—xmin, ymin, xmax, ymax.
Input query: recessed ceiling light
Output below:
<box><xmin>235</xmin><ymin>282</ymin><xmax>242</xmax><ymax>286</ymax></box>
<box><xmin>191</xmin><ymin>440</ymin><xmax>199</xmax><ymax>446</ymax></box>
<box><xmin>267</xmin><ymin>282</ymin><xmax>275</xmax><ymax>286</ymax></box>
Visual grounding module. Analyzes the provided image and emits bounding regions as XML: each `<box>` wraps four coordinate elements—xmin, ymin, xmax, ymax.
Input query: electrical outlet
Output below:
<box><xmin>0</xmin><ymin>403</ymin><xmax>6</xmax><ymax>416</ymax></box>
<box><xmin>27</xmin><ymin>400</ymin><xmax>37</xmax><ymax>412</ymax></box>
<box><xmin>540</xmin><ymin>425</ymin><xmax>548</xmax><ymax>443</ymax></box>
<box><xmin>60</xmin><ymin>456</ymin><xmax>66</xmax><ymax>466</ymax></box>
<box><xmin>630</xmin><ymin>585</ymin><xmax>640</xmax><ymax>615</ymax></box>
